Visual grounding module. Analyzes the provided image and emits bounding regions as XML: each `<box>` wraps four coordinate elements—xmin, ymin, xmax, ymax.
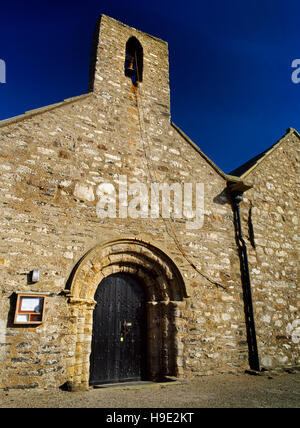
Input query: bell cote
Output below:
<box><xmin>88</xmin><ymin>15</ymin><xmax>171</xmax><ymax>114</ymax></box>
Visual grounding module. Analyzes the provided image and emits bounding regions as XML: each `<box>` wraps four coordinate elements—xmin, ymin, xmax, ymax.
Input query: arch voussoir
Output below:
<box><xmin>66</xmin><ymin>238</ymin><xmax>187</xmax><ymax>391</ymax></box>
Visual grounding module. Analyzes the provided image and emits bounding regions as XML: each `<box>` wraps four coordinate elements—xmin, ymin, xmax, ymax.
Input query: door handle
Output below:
<box><xmin>120</xmin><ymin>321</ymin><xmax>132</xmax><ymax>339</ymax></box>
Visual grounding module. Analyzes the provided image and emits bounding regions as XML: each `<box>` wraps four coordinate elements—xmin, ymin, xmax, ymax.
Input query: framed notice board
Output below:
<box><xmin>14</xmin><ymin>292</ymin><xmax>47</xmax><ymax>325</ymax></box>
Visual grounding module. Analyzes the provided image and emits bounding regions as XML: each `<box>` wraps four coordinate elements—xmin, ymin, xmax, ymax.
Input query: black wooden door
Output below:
<box><xmin>89</xmin><ymin>273</ymin><xmax>147</xmax><ymax>385</ymax></box>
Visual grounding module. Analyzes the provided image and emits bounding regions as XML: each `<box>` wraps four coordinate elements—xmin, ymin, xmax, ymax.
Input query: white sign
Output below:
<box><xmin>16</xmin><ymin>314</ymin><xmax>29</xmax><ymax>323</ymax></box>
<box><xmin>20</xmin><ymin>297</ymin><xmax>42</xmax><ymax>313</ymax></box>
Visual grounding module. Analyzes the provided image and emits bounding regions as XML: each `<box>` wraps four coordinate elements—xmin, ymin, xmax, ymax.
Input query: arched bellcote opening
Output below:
<box><xmin>65</xmin><ymin>239</ymin><xmax>188</xmax><ymax>391</ymax></box>
<box><xmin>125</xmin><ymin>36</ymin><xmax>143</xmax><ymax>85</ymax></box>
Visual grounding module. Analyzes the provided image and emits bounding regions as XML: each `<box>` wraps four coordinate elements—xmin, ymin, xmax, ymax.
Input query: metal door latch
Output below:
<box><xmin>120</xmin><ymin>321</ymin><xmax>132</xmax><ymax>341</ymax></box>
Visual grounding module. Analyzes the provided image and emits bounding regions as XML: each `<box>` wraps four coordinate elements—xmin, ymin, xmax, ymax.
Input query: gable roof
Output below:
<box><xmin>0</xmin><ymin>100</ymin><xmax>252</xmax><ymax>193</ymax></box>
<box><xmin>0</xmin><ymin>93</ymin><xmax>93</xmax><ymax>129</ymax></box>
<box><xmin>7</xmin><ymin>93</ymin><xmax>296</xmax><ymax>194</ymax></box>
<box><xmin>229</xmin><ymin>128</ymin><xmax>300</xmax><ymax>179</ymax></box>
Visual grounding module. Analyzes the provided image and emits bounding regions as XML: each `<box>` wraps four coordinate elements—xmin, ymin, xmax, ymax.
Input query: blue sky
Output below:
<box><xmin>0</xmin><ymin>0</ymin><xmax>299</xmax><ymax>173</ymax></box>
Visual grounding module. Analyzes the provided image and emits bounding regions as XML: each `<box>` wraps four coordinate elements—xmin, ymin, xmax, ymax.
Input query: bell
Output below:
<box><xmin>125</xmin><ymin>57</ymin><xmax>136</xmax><ymax>77</ymax></box>
<box><xmin>126</xmin><ymin>61</ymin><xmax>136</xmax><ymax>76</ymax></box>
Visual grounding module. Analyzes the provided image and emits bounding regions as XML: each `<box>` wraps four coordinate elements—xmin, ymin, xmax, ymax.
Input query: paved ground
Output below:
<box><xmin>0</xmin><ymin>371</ymin><xmax>299</xmax><ymax>408</ymax></box>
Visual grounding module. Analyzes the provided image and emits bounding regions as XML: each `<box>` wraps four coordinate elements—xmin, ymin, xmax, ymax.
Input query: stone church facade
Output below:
<box><xmin>0</xmin><ymin>15</ymin><xmax>298</xmax><ymax>391</ymax></box>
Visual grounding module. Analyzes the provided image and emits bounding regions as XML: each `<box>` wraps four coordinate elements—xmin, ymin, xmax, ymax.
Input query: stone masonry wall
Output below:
<box><xmin>240</xmin><ymin>131</ymin><xmax>300</xmax><ymax>369</ymax></box>
<box><xmin>0</xmin><ymin>15</ymin><xmax>282</xmax><ymax>389</ymax></box>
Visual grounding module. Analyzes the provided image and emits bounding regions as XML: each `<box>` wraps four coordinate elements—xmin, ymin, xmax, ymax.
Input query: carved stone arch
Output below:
<box><xmin>64</xmin><ymin>239</ymin><xmax>189</xmax><ymax>390</ymax></box>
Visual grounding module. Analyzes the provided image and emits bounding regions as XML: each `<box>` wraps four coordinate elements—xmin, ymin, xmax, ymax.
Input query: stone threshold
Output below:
<box><xmin>92</xmin><ymin>379</ymin><xmax>182</xmax><ymax>390</ymax></box>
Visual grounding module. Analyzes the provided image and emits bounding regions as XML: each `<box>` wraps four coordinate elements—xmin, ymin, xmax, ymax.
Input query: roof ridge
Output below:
<box><xmin>230</xmin><ymin>127</ymin><xmax>300</xmax><ymax>178</ymax></box>
<box><xmin>171</xmin><ymin>122</ymin><xmax>227</xmax><ymax>180</ymax></box>
<box><xmin>288</xmin><ymin>127</ymin><xmax>300</xmax><ymax>140</ymax></box>
<box><xmin>171</xmin><ymin>122</ymin><xmax>251</xmax><ymax>192</ymax></box>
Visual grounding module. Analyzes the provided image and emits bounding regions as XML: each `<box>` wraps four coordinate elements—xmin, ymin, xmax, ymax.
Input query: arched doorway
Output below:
<box><xmin>65</xmin><ymin>239</ymin><xmax>188</xmax><ymax>391</ymax></box>
<box><xmin>90</xmin><ymin>273</ymin><xmax>147</xmax><ymax>385</ymax></box>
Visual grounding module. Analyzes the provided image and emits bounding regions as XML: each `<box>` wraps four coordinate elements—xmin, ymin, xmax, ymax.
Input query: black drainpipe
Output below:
<box><xmin>232</xmin><ymin>194</ymin><xmax>260</xmax><ymax>372</ymax></box>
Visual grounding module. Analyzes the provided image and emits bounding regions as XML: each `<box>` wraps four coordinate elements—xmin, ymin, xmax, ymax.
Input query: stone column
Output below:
<box><xmin>168</xmin><ymin>300</ymin><xmax>188</xmax><ymax>377</ymax></box>
<box><xmin>64</xmin><ymin>302</ymin><xmax>80</xmax><ymax>390</ymax></box>
<box><xmin>81</xmin><ymin>302</ymin><xmax>96</xmax><ymax>389</ymax></box>
<box><xmin>146</xmin><ymin>299</ymin><xmax>188</xmax><ymax>380</ymax></box>
<box><xmin>159</xmin><ymin>301</ymin><xmax>169</xmax><ymax>378</ymax></box>
<box><xmin>66</xmin><ymin>297</ymin><xmax>96</xmax><ymax>391</ymax></box>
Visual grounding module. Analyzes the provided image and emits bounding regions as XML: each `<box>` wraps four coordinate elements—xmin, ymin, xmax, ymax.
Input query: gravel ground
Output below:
<box><xmin>0</xmin><ymin>371</ymin><xmax>299</xmax><ymax>409</ymax></box>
